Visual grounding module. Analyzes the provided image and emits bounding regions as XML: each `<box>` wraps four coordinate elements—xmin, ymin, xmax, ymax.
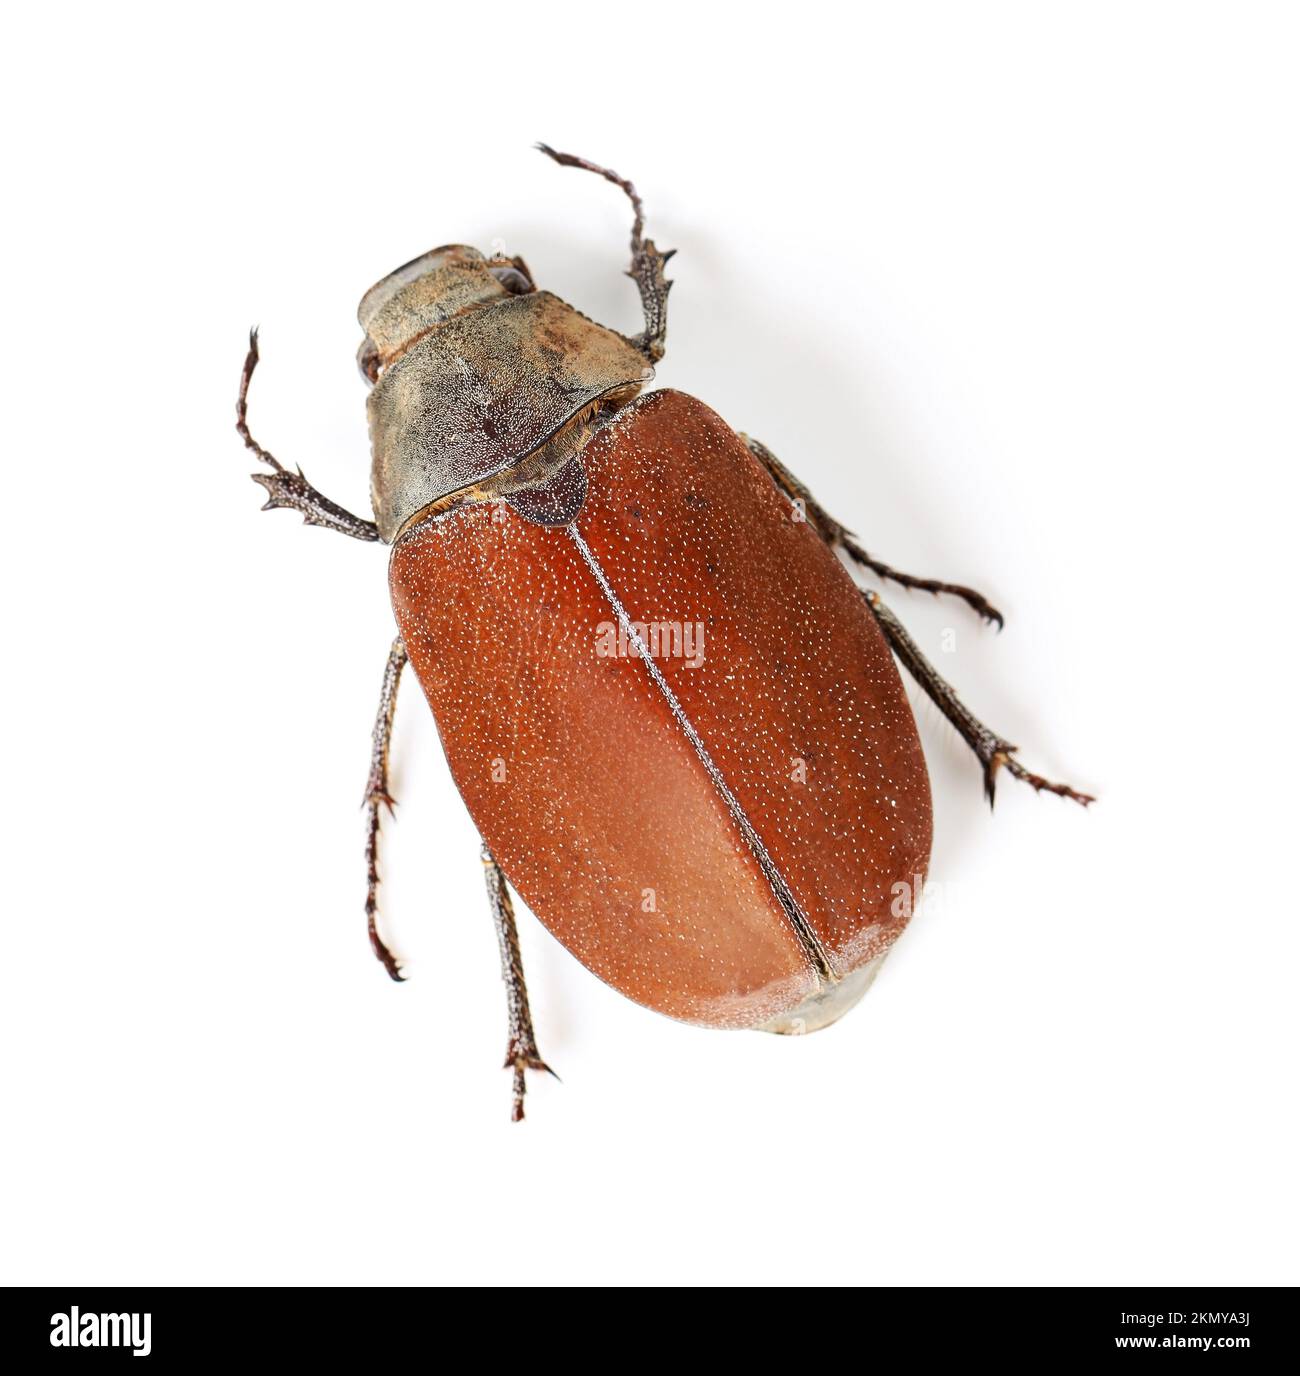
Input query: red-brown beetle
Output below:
<box><xmin>237</xmin><ymin>146</ymin><xmax>1092</xmax><ymax>1120</ymax></box>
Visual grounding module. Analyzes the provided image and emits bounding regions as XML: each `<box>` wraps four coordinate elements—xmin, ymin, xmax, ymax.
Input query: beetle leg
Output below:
<box><xmin>237</xmin><ymin>329</ymin><xmax>381</xmax><ymax>542</ymax></box>
<box><xmin>364</xmin><ymin>638</ymin><xmax>408</xmax><ymax>980</ymax></box>
<box><xmin>863</xmin><ymin>591</ymin><xmax>1094</xmax><ymax>809</ymax></box>
<box><xmin>482</xmin><ymin>845</ymin><xmax>556</xmax><ymax>1123</ymax></box>
<box><xmin>742</xmin><ymin>435</ymin><xmax>1003</xmax><ymax>627</ymax></box>
<box><xmin>535</xmin><ymin>144</ymin><xmax>673</xmax><ymax>364</ymax></box>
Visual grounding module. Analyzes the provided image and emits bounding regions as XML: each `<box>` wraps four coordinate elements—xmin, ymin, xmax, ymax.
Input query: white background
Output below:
<box><xmin>3</xmin><ymin>2</ymin><xmax>1296</xmax><ymax>1286</ymax></box>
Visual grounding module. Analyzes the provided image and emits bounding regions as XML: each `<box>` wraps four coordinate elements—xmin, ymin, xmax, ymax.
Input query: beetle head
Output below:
<box><xmin>356</xmin><ymin>245</ymin><xmax>536</xmax><ymax>383</ymax></box>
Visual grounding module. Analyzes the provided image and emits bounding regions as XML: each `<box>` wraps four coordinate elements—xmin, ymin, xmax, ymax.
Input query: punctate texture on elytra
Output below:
<box><xmin>389</xmin><ymin>390</ymin><xmax>933</xmax><ymax>1028</ymax></box>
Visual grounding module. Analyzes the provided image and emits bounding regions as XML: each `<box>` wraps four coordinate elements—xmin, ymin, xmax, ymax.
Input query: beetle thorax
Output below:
<box><xmin>359</xmin><ymin>245</ymin><xmax>653</xmax><ymax>542</ymax></box>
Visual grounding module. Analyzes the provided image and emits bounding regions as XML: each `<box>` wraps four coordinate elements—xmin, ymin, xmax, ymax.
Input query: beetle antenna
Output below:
<box><xmin>236</xmin><ymin>327</ymin><xmax>286</xmax><ymax>474</ymax></box>
<box><xmin>235</xmin><ymin>328</ymin><xmax>381</xmax><ymax>540</ymax></box>
<box><xmin>535</xmin><ymin>143</ymin><xmax>674</xmax><ymax>364</ymax></box>
<box><xmin>535</xmin><ymin>142</ymin><xmax>647</xmax><ymax>251</ymax></box>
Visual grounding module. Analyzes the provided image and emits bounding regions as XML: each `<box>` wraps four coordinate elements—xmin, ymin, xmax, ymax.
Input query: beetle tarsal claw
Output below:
<box><xmin>505</xmin><ymin>1051</ymin><xmax>556</xmax><ymax>1077</ymax></box>
<box><xmin>251</xmin><ymin>467</ymin><xmax>306</xmax><ymax>510</ymax></box>
<box><xmin>986</xmin><ymin>746</ymin><xmax>1094</xmax><ymax>809</ymax></box>
<box><xmin>249</xmin><ymin>468</ymin><xmax>380</xmax><ymax>541</ymax></box>
<box><xmin>1001</xmin><ymin>751</ymin><xmax>1096</xmax><ymax>807</ymax></box>
<box><xmin>984</xmin><ymin>749</ymin><xmax>1011</xmax><ymax>809</ymax></box>
<box><xmin>370</xmin><ymin>936</ymin><xmax>405</xmax><ymax>982</ymax></box>
<box><xmin>504</xmin><ymin>1050</ymin><xmax>559</xmax><ymax>1123</ymax></box>
<box><xmin>842</xmin><ymin>537</ymin><xmax>1006</xmax><ymax>628</ymax></box>
<box><xmin>364</xmin><ymin>782</ymin><xmax>397</xmax><ymax>815</ymax></box>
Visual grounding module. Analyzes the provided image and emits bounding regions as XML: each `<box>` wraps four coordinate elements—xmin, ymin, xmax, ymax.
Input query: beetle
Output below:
<box><xmin>237</xmin><ymin>145</ymin><xmax>1092</xmax><ymax>1121</ymax></box>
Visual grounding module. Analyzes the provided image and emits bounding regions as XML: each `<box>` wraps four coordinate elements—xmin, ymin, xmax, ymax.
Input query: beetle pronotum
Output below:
<box><xmin>237</xmin><ymin>145</ymin><xmax>1092</xmax><ymax>1121</ymax></box>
